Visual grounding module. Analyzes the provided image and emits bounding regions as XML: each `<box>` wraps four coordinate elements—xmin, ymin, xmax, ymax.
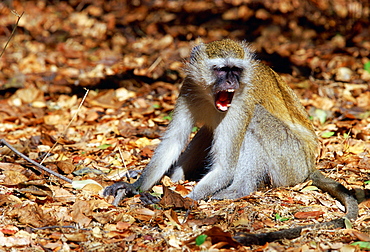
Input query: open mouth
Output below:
<box><xmin>215</xmin><ymin>89</ymin><xmax>235</xmax><ymax>112</ymax></box>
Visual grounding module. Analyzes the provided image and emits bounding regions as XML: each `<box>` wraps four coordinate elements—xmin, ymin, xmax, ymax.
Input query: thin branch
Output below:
<box><xmin>40</xmin><ymin>88</ymin><xmax>90</xmax><ymax>165</ymax></box>
<box><xmin>63</xmin><ymin>88</ymin><xmax>90</xmax><ymax>135</ymax></box>
<box><xmin>0</xmin><ymin>10</ymin><xmax>24</xmax><ymax>58</ymax></box>
<box><xmin>31</xmin><ymin>225</ymin><xmax>91</xmax><ymax>231</ymax></box>
<box><xmin>0</xmin><ymin>139</ymin><xmax>73</xmax><ymax>184</ymax></box>
<box><xmin>147</xmin><ymin>56</ymin><xmax>162</xmax><ymax>73</ymax></box>
<box><xmin>118</xmin><ymin>146</ymin><xmax>127</xmax><ymax>170</ymax></box>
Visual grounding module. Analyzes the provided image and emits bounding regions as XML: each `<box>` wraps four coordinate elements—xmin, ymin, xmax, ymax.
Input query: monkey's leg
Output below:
<box><xmin>186</xmin><ymin>114</ymin><xmax>248</xmax><ymax>200</ymax></box>
<box><xmin>211</xmin><ymin>129</ymin><xmax>266</xmax><ymax>199</ymax></box>
<box><xmin>250</xmin><ymin>105</ymin><xmax>312</xmax><ymax>187</ymax></box>
<box><xmin>169</xmin><ymin>126</ymin><xmax>213</xmax><ymax>182</ymax></box>
<box><xmin>212</xmin><ymin>105</ymin><xmax>313</xmax><ymax>199</ymax></box>
<box><xmin>263</xmin><ymin>124</ymin><xmax>313</xmax><ymax>188</ymax></box>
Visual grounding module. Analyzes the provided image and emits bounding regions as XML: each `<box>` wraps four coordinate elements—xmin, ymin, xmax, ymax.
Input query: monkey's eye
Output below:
<box><xmin>213</xmin><ymin>66</ymin><xmax>242</xmax><ymax>76</ymax></box>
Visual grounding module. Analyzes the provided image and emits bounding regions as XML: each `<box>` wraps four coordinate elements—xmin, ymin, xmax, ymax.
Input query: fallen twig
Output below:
<box><xmin>40</xmin><ymin>88</ymin><xmax>89</xmax><ymax>165</ymax></box>
<box><xmin>0</xmin><ymin>139</ymin><xmax>73</xmax><ymax>183</ymax></box>
<box><xmin>0</xmin><ymin>10</ymin><xmax>24</xmax><ymax>58</ymax></box>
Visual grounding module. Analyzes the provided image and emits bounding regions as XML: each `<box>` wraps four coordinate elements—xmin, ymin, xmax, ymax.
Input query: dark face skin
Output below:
<box><xmin>213</xmin><ymin>66</ymin><xmax>243</xmax><ymax>112</ymax></box>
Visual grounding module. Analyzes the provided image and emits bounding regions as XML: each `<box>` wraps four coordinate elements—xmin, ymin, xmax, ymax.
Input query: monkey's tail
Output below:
<box><xmin>234</xmin><ymin>170</ymin><xmax>358</xmax><ymax>245</ymax></box>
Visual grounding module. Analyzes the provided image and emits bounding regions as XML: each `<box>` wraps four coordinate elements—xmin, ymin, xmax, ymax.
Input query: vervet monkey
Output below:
<box><xmin>104</xmin><ymin>39</ymin><xmax>358</xmax><ymax>244</ymax></box>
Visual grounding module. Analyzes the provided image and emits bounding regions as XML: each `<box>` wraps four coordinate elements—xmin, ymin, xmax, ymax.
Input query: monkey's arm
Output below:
<box><xmin>187</xmin><ymin>106</ymin><xmax>250</xmax><ymax>200</ymax></box>
<box><xmin>103</xmin><ymin>96</ymin><xmax>194</xmax><ymax>200</ymax></box>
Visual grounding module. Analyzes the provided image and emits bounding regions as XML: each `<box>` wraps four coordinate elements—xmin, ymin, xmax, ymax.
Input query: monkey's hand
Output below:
<box><xmin>103</xmin><ymin>182</ymin><xmax>139</xmax><ymax>205</ymax></box>
<box><xmin>103</xmin><ymin>182</ymin><xmax>160</xmax><ymax>206</ymax></box>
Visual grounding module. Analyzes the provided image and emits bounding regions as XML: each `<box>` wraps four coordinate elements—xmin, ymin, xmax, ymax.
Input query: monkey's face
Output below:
<box><xmin>186</xmin><ymin>39</ymin><xmax>255</xmax><ymax>112</ymax></box>
<box><xmin>212</xmin><ymin>66</ymin><xmax>242</xmax><ymax>112</ymax></box>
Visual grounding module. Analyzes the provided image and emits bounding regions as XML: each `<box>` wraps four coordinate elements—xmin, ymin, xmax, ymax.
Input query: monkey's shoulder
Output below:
<box><xmin>249</xmin><ymin>62</ymin><xmax>314</xmax><ymax>131</ymax></box>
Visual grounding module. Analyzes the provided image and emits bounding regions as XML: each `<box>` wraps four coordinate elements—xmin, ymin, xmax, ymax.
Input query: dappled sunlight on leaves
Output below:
<box><xmin>0</xmin><ymin>0</ymin><xmax>369</xmax><ymax>251</ymax></box>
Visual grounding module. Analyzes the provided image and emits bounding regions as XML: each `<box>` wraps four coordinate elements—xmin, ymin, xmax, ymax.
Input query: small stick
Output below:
<box><xmin>40</xmin><ymin>88</ymin><xmax>89</xmax><ymax>165</ymax></box>
<box><xmin>147</xmin><ymin>56</ymin><xmax>162</xmax><ymax>73</ymax></box>
<box><xmin>0</xmin><ymin>11</ymin><xmax>24</xmax><ymax>58</ymax></box>
<box><xmin>0</xmin><ymin>139</ymin><xmax>73</xmax><ymax>183</ymax></box>
<box><xmin>30</xmin><ymin>225</ymin><xmax>91</xmax><ymax>231</ymax></box>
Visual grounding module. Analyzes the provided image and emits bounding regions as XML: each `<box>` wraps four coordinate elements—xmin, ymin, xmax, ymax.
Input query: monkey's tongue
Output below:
<box><xmin>215</xmin><ymin>90</ymin><xmax>234</xmax><ymax>112</ymax></box>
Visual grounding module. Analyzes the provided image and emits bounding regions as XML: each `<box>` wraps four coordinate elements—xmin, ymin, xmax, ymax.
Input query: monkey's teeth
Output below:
<box><xmin>215</xmin><ymin>89</ymin><xmax>235</xmax><ymax>112</ymax></box>
<box><xmin>216</xmin><ymin>105</ymin><xmax>228</xmax><ymax>112</ymax></box>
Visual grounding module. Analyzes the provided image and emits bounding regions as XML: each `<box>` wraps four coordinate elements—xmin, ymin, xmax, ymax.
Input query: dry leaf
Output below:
<box><xmin>49</xmin><ymin>185</ymin><xmax>76</xmax><ymax>202</ymax></box>
<box><xmin>16</xmin><ymin>204</ymin><xmax>56</xmax><ymax>227</ymax></box>
<box><xmin>71</xmin><ymin>200</ymin><xmax>92</xmax><ymax>227</ymax></box>
<box><xmin>56</xmin><ymin>160</ymin><xmax>75</xmax><ymax>174</ymax></box>
<box><xmin>185</xmin><ymin>226</ymin><xmax>242</xmax><ymax>249</ymax></box>
<box><xmin>134</xmin><ymin>208</ymin><xmax>156</xmax><ymax>221</ymax></box>
<box><xmin>64</xmin><ymin>233</ymin><xmax>87</xmax><ymax>242</ymax></box>
<box><xmin>345</xmin><ymin>229</ymin><xmax>370</xmax><ymax>242</ymax></box>
<box><xmin>163</xmin><ymin>209</ymin><xmax>181</xmax><ymax>226</ymax></box>
<box><xmin>294</xmin><ymin>211</ymin><xmax>325</xmax><ymax>219</ymax></box>
<box><xmin>2</xmin><ymin>171</ymin><xmax>28</xmax><ymax>185</ymax></box>
<box><xmin>0</xmin><ymin>163</ymin><xmax>26</xmax><ymax>172</ymax></box>
<box><xmin>159</xmin><ymin>186</ymin><xmax>197</xmax><ymax>210</ymax></box>
<box><xmin>116</xmin><ymin>221</ymin><xmax>131</xmax><ymax>230</ymax></box>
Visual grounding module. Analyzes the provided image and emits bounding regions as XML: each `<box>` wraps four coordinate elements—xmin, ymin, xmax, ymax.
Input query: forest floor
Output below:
<box><xmin>0</xmin><ymin>1</ymin><xmax>370</xmax><ymax>251</ymax></box>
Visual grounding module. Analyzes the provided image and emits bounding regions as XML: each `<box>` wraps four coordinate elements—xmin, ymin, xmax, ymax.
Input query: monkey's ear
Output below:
<box><xmin>190</xmin><ymin>45</ymin><xmax>202</xmax><ymax>64</ymax></box>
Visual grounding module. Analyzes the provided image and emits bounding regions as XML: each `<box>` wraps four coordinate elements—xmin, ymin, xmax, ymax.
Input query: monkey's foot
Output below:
<box><xmin>211</xmin><ymin>190</ymin><xmax>243</xmax><ymax>200</ymax></box>
<box><xmin>103</xmin><ymin>182</ymin><xmax>138</xmax><ymax>200</ymax></box>
<box><xmin>103</xmin><ymin>182</ymin><xmax>160</xmax><ymax>206</ymax></box>
<box><xmin>139</xmin><ymin>192</ymin><xmax>160</xmax><ymax>205</ymax></box>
